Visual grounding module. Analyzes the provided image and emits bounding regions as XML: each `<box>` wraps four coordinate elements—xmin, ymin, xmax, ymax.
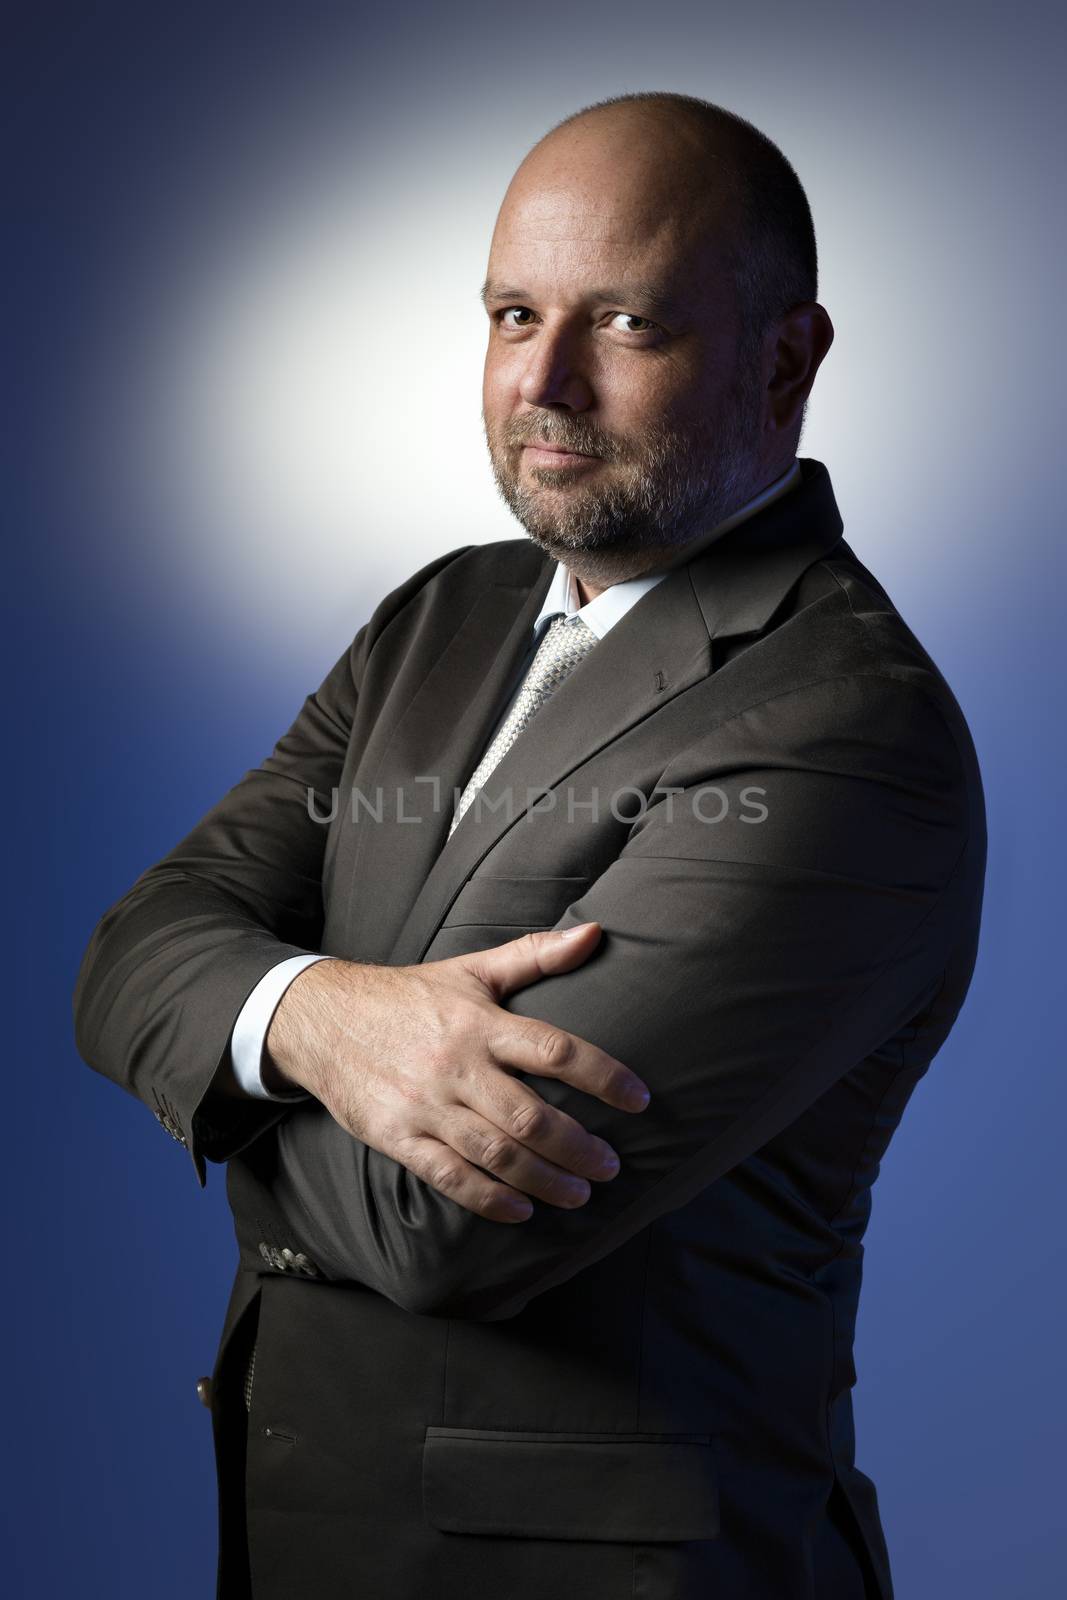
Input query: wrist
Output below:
<box><xmin>264</xmin><ymin>960</ymin><xmax>336</xmax><ymax>1095</ymax></box>
<box><xmin>260</xmin><ymin>1041</ymin><xmax>302</xmax><ymax>1095</ymax></box>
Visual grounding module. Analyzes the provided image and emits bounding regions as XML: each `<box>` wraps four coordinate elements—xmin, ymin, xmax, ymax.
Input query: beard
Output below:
<box><xmin>483</xmin><ymin>349</ymin><xmax>767</xmax><ymax>581</ymax></box>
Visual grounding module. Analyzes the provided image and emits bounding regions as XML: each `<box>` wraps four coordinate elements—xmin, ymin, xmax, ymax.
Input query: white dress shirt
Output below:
<box><xmin>229</xmin><ymin>458</ymin><xmax>802</xmax><ymax>1099</ymax></box>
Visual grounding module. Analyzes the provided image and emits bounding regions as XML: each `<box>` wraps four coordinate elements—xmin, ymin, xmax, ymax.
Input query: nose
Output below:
<box><xmin>518</xmin><ymin>324</ymin><xmax>593</xmax><ymax>412</ymax></box>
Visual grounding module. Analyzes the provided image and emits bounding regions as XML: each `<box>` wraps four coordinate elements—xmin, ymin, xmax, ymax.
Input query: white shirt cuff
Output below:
<box><xmin>230</xmin><ymin>953</ymin><xmax>335</xmax><ymax>1100</ymax></box>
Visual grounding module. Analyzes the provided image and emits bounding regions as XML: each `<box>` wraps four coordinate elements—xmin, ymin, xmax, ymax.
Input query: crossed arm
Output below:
<box><xmin>73</xmin><ymin>541</ymin><xmax>973</xmax><ymax>1322</ymax></box>
<box><xmin>223</xmin><ymin>672</ymin><xmax>974</xmax><ymax>1322</ymax></box>
<box><xmin>72</xmin><ymin>546</ymin><xmax>473</xmax><ymax>1185</ymax></box>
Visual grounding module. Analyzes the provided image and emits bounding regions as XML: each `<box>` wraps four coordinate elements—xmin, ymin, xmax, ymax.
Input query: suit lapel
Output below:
<box><xmin>390</xmin><ymin>562</ymin><xmax>716</xmax><ymax>964</ymax></box>
<box><xmin>685</xmin><ymin>456</ymin><xmax>844</xmax><ymax>642</ymax></box>
<box><xmin>343</xmin><ymin>561</ymin><xmax>552</xmax><ymax>960</ymax></box>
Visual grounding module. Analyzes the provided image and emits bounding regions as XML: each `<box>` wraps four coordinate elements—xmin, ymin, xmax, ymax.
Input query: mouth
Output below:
<box><xmin>521</xmin><ymin>444</ymin><xmax>602</xmax><ymax>470</ymax></box>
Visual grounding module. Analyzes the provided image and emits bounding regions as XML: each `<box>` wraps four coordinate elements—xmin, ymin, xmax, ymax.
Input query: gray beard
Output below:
<box><xmin>484</xmin><ymin>367</ymin><xmax>766</xmax><ymax>584</ymax></box>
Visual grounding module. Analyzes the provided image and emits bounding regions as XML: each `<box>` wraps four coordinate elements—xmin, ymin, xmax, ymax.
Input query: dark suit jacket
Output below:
<box><xmin>73</xmin><ymin>458</ymin><xmax>986</xmax><ymax>1599</ymax></box>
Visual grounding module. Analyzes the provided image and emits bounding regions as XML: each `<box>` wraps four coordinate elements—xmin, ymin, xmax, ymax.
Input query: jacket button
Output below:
<box><xmin>196</xmin><ymin>1376</ymin><xmax>213</xmax><ymax>1408</ymax></box>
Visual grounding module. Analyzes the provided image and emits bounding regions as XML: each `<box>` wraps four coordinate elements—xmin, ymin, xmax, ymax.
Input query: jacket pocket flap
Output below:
<box><xmin>422</xmin><ymin>1426</ymin><xmax>719</xmax><ymax>1542</ymax></box>
<box><xmin>440</xmin><ymin>874</ymin><xmax>594</xmax><ymax>929</ymax></box>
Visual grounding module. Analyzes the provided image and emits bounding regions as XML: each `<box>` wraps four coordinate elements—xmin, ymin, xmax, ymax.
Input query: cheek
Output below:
<box><xmin>595</xmin><ymin>362</ymin><xmax>687</xmax><ymax>430</ymax></box>
<box><xmin>483</xmin><ymin>340</ymin><xmax>520</xmax><ymax>407</ymax></box>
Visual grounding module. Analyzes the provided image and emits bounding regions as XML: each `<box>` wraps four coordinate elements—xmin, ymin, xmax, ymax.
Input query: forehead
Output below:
<box><xmin>487</xmin><ymin>136</ymin><xmax>736</xmax><ymax>305</ymax></box>
<box><xmin>489</xmin><ymin>192</ymin><xmax>735</xmax><ymax>313</ymax></box>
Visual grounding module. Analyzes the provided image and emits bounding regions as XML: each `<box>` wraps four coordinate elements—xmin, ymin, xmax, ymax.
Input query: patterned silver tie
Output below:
<box><xmin>448</xmin><ymin>612</ymin><xmax>599</xmax><ymax>838</ymax></box>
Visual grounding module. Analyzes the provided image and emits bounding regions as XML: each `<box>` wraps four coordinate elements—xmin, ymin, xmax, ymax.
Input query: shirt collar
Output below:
<box><xmin>533</xmin><ymin>556</ymin><xmax>664</xmax><ymax>641</ymax></box>
<box><xmin>532</xmin><ymin>457</ymin><xmax>802</xmax><ymax>641</ymax></box>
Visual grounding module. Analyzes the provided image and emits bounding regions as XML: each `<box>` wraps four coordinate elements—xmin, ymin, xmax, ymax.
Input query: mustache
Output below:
<box><xmin>497</xmin><ymin>418</ymin><xmax>624</xmax><ymax>461</ymax></box>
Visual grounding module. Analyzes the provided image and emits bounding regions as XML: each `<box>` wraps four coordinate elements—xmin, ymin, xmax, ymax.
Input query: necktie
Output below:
<box><xmin>448</xmin><ymin>612</ymin><xmax>599</xmax><ymax>838</ymax></box>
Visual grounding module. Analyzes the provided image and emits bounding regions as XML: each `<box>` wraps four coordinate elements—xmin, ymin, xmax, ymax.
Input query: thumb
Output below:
<box><xmin>462</xmin><ymin>921</ymin><xmax>603</xmax><ymax>1001</ymax></box>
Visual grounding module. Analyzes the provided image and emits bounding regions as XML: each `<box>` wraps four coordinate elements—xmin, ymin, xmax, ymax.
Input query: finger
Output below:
<box><xmin>462</xmin><ymin>923</ymin><xmax>603</xmax><ymax>1001</ymax></box>
<box><xmin>395</xmin><ymin>1132</ymin><xmax>537</xmax><ymax>1223</ymax></box>
<box><xmin>464</xmin><ymin>1064</ymin><xmax>623</xmax><ymax>1182</ymax></box>
<box><xmin>438</xmin><ymin>1109</ymin><xmax>600</xmax><ymax>1210</ymax></box>
<box><xmin>493</xmin><ymin>1016</ymin><xmax>650</xmax><ymax>1112</ymax></box>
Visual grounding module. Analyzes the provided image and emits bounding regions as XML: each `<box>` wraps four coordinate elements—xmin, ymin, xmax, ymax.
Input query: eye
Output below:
<box><xmin>497</xmin><ymin>306</ymin><xmax>537</xmax><ymax>328</ymax></box>
<box><xmin>493</xmin><ymin>306</ymin><xmax>661</xmax><ymax>335</ymax></box>
<box><xmin>608</xmin><ymin>313</ymin><xmax>657</xmax><ymax>334</ymax></box>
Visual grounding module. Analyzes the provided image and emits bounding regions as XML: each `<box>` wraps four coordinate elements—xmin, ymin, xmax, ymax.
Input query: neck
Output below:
<box><xmin>568</xmin><ymin>457</ymin><xmax>798</xmax><ymax>603</ymax></box>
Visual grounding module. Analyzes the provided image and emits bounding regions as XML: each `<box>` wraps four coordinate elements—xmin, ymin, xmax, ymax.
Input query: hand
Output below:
<box><xmin>263</xmin><ymin>922</ymin><xmax>650</xmax><ymax>1223</ymax></box>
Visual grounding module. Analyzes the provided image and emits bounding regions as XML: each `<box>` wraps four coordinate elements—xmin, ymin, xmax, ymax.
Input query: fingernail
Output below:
<box><xmin>560</xmin><ymin>922</ymin><xmax>595</xmax><ymax>939</ymax></box>
<box><xmin>628</xmin><ymin>1088</ymin><xmax>650</xmax><ymax>1110</ymax></box>
<box><xmin>508</xmin><ymin>1200</ymin><xmax>534</xmax><ymax>1220</ymax></box>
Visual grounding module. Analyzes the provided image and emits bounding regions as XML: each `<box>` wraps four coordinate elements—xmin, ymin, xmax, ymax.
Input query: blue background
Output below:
<box><xmin>8</xmin><ymin>2</ymin><xmax>1064</xmax><ymax>1594</ymax></box>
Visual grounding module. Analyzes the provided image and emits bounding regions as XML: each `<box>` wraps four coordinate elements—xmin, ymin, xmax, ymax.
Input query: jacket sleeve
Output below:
<box><xmin>72</xmin><ymin>546</ymin><xmax>473</xmax><ymax>1187</ymax></box>
<box><xmin>225</xmin><ymin>672</ymin><xmax>983</xmax><ymax>1317</ymax></box>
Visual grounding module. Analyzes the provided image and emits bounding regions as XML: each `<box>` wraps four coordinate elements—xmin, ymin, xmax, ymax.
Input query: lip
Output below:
<box><xmin>522</xmin><ymin>444</ymin><xmax>601</xmax><ymax>468</ymax></box>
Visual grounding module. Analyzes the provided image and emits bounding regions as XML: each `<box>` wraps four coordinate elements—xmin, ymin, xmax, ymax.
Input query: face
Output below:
<box><xmin>481</xmin><ymin>112</ymin><xmax>769</xmax><ymax>580</ymax></box>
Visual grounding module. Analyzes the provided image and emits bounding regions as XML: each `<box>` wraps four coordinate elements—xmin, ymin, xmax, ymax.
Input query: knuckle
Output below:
<box><xmin>425</xmin><ymin>1158</ymin><xmax>461</xmax><ymax>1194</ymax></box>
<box><xmin>421</xmin><ymin>1041</ymin><xmax>454</xmax><ymax>1079</ymax></box>
<box><xmin>392</xmin><ymin>1070</ymin><xmax>429</xmax><ymax>1107</ymax></box>
<box><xmin>477</xmin><ymin>1132</ymin><xmax>516</xmax><ymax>1172</ymax></box>
<box><xmin>393</xmin><ymin>1130</ymin><xmax>428</xmax><ymax>1170</ymax></box>
<box><xmin>391</xmin><ymin>1126</ymin><xmax>412</xmax><ymax>1152</ymax></box>
<box><xmin>535</xmin><ymin>1028</ymin><xmax>573</xmax><ymax>1069</ymax></box>
<box><xmin>508</xmin><ymin>1098</ymin><xmax>547</xmax><ymax>1143</ymax></box>
<box><xmin>377</xmin><ymin>1116</ymin><xmax>407</xmax><ymax>1152</ymax></box>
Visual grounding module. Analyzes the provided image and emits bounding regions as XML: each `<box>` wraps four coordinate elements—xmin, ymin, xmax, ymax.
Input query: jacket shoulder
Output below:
<box><xmin>351</xmin><ymin>537</ymin><xmax>543</xmax><ymax>658</ymax></box>
<box><xmin>785</xmin><ymin>542</ymin><xmax>974</xmax><ymax>727</ymax></box>
<box><xmin>433</xmin><ymin>536</ymin><xmax>548</xmax><ymax>589</ymax></box>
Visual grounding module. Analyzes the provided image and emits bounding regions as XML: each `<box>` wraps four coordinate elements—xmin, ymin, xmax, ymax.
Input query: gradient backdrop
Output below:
<box><xmin>7</xmin><ymin>2</ymin><xmax>1064</xmax><ymax>1595</ymax></box>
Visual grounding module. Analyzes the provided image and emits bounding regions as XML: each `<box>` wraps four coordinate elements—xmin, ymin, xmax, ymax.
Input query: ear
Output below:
<box><xmin>765</xmin><ymin>302</ymin><xmax>835</xmax><ymax>439</ymax></box>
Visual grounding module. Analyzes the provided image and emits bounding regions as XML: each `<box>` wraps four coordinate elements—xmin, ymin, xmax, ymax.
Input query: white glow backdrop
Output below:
<box><xmin>69</xmin><ymin>1</ymin><xmax>1060</xmax><ymax>675</ymax></box>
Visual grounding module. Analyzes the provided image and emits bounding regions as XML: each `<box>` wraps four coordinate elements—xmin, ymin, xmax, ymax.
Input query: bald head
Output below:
<box><xmin>480</xmin><ymin>92</ymin><xmax>833</xmax><ymax>587</ymax></box>
<box><xmin>535</xmin><ymin>94</ymin><xmax>819</xmax><ymax>344</ymax></box>
<box><xmin>485</xmin><ymin>97</ymin><xmax>755</xmax><ymax>429</ymax></box>
<box><xmin>495</xmin><ymin>99</ymin><xmax>744</xmax><ymax>298</ymax></box>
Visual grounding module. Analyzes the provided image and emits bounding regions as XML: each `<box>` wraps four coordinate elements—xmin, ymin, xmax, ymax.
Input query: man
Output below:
<box><xmin>74</xmin><ymin>92</ymin><xmax>986</xmax><ymax>1599</ymax></box>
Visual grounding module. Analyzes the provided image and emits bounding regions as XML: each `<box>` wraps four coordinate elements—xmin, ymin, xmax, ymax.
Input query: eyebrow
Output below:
<box><xmin>479</xmin><ymin>278</ymin><xmax>684</xmax><ymax>322</ymax></box>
